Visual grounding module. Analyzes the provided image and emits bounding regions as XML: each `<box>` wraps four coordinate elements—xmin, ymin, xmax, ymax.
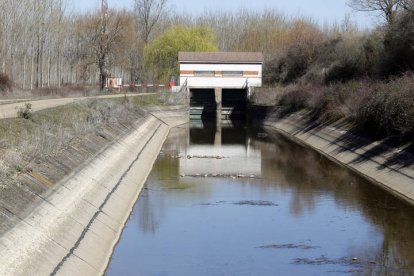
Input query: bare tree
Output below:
<box><xmin>347</xmin><ymin>0</ymin><xmax>408</xmax><ymax>24</ymax></box>
<box><xmin>77</xmin><ymin>10</ymin><xmax>129</xmax><ymax>90</ymax></box>
<box><xmin>134</xmin><ymin>0</ymin><xmax>168</xmax><ymax>43</ymax></box>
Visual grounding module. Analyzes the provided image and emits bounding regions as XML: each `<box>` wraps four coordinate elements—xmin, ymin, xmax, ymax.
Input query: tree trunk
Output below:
<box><xmin>47</xmin><ymin>50</ymin><xmax>51</xmax><ymax>87</ymax></box>
<box><xmin>23</xmin><ymin>54</ymin><xmax>27</xmax><ymax>90</ymax></box>
<box><xmin>100</xmin><ymin>73</ymin><xmax>106</xmax><ymax>91</ymax></box>
<box><xmin>40</xmin><ymin>42</ymin><xmax>44</xmax><ymax>88</ymax></box>
<box><xmin>31</xmin><ymin>50</ymin><xmax>34</xmax><ymax>90</ymax></box>
<box><xmin>36</xmin><ymin>36</ymin><xmax>40</xmax><ymax>89</ymax></box>
<box><xmin>58</xmin><ymin>45</ymin><xmax>61</xmax><ymax>88</ymax></box>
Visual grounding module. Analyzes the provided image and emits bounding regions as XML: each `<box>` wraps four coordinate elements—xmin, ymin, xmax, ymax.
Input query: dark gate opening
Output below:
<box><xmin>190</xmin><ymin>89</ymin><xmax>216</xmax><ymax>119</ymax></box>
<box><xmin>222</xmin><ymin>89</ymin><xmax>247</xmax><ymax>120</ymax></box>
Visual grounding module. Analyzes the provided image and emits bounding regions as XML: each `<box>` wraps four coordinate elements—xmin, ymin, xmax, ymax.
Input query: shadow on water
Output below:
<box><xmin>262</xmin><ymin>128</ymin><xmax>414</xmax><ymax>273</ymax></box>
<box><xmin>250</xmin><ymin>105</ymin><xmax>414</xmax><ymax>170</ymax></box>
<box><xmin>107</xmin><ymin>117</ymin><xmax>414</xmax><ymax>275</ymax></box>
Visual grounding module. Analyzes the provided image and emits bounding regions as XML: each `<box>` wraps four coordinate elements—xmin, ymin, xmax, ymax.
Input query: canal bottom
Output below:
<box><xmin>107</xmin><ymin>119</ymin><xmax>414</xmax><ymax>275</ymax></box>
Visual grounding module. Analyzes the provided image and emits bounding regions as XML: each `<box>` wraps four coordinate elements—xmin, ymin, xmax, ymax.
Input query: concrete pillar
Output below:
<box><xmin>214</xmin><ymin>87</ymin><xmax>222</xmax><ymax>146</ymax></box>
<box><xmin>215</xmin><ymin>87</ymin><xmax>222</xmax><ymax>111</ymax></box>
<box><xmin>215</xmin><ymin>110</ymin><xmax>222</xmax><ymax>146</ymax></box>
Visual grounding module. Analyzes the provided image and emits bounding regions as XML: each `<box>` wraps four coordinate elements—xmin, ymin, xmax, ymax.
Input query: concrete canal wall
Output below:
<box><xmin>0</xmin><ymin>108</ymin><xmax>188</xmax><ymax>275</ymax></box>
<box><xmin>264</xmin><ymin>111</ymin><xmax>414</xmax><ymax>205</ymax></box>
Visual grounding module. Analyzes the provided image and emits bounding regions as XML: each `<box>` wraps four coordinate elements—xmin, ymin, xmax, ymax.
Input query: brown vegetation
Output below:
<box><xmin>257</xmin><ymin>2</ymin><xmax>414</xmax><ymax>142</ymax></box>
<box><xmin>266</xmin><ymin>75</ymin><xmax>414</xmax><ymax>140</ymax></box>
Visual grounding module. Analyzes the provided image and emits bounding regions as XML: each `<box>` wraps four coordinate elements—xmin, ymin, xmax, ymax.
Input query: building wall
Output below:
<box><xmin>180</xmin><ymin>63</ymin><xmax>262</xmax><ymax>88</ymax></box>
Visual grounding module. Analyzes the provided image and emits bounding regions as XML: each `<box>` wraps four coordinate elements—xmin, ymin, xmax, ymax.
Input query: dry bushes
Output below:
<box><xmin>277</xmin><ymin>83</ymin><xmax>349</xmax><ymax>122</ymax></box>
<box><xmin>278</xmin><ymin>85</ymin><xmax>312</xmax><ymax>113</ymax></box>
<box><xmin>264</xmin><ymin>25</ymin><xmax>391</xmax><ymax>86</ymax></box>
<box><xmin>383</xmin><ymin>9</ymin><xmax>414</xmax><ymax>76</ymax></box>
<box><xmin>351</xmin><ymin>75</ymin><xmax>414</xmax><ymax>137</ymax></box>
<box><xmin>250</xmin><ymin>86</ymin><xmax>285</xmax><ymax>106</ymax></box>
<box><xmin>17</xmin><ymin>103</ymin><xmax>33</xmax><ymax>119</ymax></box>
<box><xmin>262</xmin><ymin>18</ymin><xmax>414</xmax><ymax>139</ymax></box>
<box><xmin>272</xmin><ymin>74</ymin><xmax>414</xmax><ymax>139</ymax></box>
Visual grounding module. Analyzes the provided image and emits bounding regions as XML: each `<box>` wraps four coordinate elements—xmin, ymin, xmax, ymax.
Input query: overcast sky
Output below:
<box><xmin>69</xmin><ymin>0</ymin><xmax>378</xmax><ymax>29</ymax></box>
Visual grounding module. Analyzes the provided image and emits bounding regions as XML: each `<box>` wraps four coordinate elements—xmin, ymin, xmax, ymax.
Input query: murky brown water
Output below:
<box><xmin>107</xmin><ymin>119</ymin><xmax>414</xmax><ymax>275</ymax></box>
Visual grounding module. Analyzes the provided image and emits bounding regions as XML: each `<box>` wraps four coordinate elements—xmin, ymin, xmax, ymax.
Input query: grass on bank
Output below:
<box><xmin>0</xmin><ymin>92</ymin><xmax>181</xmax><ymax>179</ymax></box>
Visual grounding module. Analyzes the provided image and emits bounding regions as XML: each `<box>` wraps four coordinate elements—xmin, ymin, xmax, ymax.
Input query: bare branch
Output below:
<box><xmin>347</xmin><ymin>0</ymin><xmax>408</xmax><ymax>23</ymax></box>
<box><xmin>134</xmin><ymin>0</ymin><xmax>168</xmax><ymax>43</ymax></box>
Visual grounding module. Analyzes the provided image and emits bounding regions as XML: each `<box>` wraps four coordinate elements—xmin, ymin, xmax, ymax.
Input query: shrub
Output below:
<box><xmin>294</xmin><ymin>83</ymin><xmax>349</xmax><ymax>123</ymax></box>
<box><xmin>383</xmin><ymin>9</ymin><xmax>414</xmax><ymax>76</ymax></box>
<box><xmin>17</xmin><ymin>103</ymin><xmax>33</xmax><ymax>120</ymax></box>
<box><xmin>351</xmin><ymin>75</ymin><xmax>414</xmax><ymax>137</ymax></box>
<box><xmin>250</xmin><ymin>86</ymin><xmax>285</xmax><ymax>106</ymax></box>
<box><xmin>263</xmin><ymin>57</ymin><xmax>282</xmax><ymax>85</ymax></box>
<box><xmin>278</xmin><ymin>85</ymin><xmax>311</xmax><ymax>113</ymax></box>
<box><xmin>269</xmin><ymin>44</ymin><xmax>318</xmax><ymax>84</ymax></box>
<box><xmin>265</xmin><ymin>32</ymin><xmax>385</xmax><ymax>86</ymax></box>
<box><xmin>361</xmin><ymin>30</ymin><xmax>385</xmax><ymax>77</ymax></box>
<box><xmin>322</xmin><ymin>35</ymin><xmax>378</xmax><ymax>83</ymax></box>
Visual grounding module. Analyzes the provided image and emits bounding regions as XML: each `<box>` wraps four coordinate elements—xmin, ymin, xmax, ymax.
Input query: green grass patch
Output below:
<box><xmin>108</xmin><ymin>93</ymin><xmax>164</xmax><ymax>107</ymax></box>
<box><xmin>128</xmin><ymin>93</ymin><xmax>164</xmax><ymax>106</ymax></box>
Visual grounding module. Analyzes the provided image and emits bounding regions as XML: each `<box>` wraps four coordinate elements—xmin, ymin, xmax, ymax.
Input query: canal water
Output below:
<box><xmin>107</xmin><ymin>119</ymin><xmax>414</xmax><ymax>275</ymax></box>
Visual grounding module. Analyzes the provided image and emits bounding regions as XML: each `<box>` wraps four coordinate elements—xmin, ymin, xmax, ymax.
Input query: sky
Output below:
<box><xmin>70</xmin><ymin>0</ymin><xmax>379</xmax><ymax>29</ymax></box>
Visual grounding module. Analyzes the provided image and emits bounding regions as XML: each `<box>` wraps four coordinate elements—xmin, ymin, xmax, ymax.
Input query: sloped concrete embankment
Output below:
<box><xmin>0</xmin><ymin>109</ymin><xmax>188</xmax><ymax>275</ymax></box>
<box><xmin>264</xmin><ymin>112</ymin><xmax>414</xmax><ymax>205</ymax></box>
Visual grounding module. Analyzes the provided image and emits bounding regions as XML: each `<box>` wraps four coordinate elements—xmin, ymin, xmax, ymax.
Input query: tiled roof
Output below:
<box><xmin>178</xmin><ymin>52</ymin><xmax>264</xmax><ymax>63</ymax></box>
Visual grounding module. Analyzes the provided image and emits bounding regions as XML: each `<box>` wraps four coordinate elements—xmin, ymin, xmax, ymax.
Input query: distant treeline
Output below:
<box><xmin>0</xmin><ymin>0</ymin><xmax>365</xmax><ymax>91</ymax></box>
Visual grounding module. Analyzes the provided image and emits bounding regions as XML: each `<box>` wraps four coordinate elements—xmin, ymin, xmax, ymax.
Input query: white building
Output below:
<box><xmin>178</xmin><ymin>52</ymin><xmax>264</xmax><ymax>89</ymax></box>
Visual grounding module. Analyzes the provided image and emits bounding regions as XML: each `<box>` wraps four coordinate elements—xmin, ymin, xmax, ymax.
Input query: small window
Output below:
<box><xmin>222</xmin><ymin>71</ymin><xmax>243</xmax><ymax>76</ymax></box>
<box><xmin>194</xmin><ymin>71</ymin><xmax>215</xmax><ymax>76</ymax></box>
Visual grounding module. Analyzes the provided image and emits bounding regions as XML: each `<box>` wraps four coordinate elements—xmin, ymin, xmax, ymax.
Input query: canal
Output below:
<box><xmin>106</xmin><ymin>119</ymin><xmax>414</xmax><ymax>275</ymax></box>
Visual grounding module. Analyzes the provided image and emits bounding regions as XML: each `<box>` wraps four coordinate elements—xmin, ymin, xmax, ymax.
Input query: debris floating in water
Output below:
<box><xmin>187</xmin><ymin>155</ymin><xmax>225</xmax><ymax>159</ymax></box>
<box><xmin>259</xmin><ymin>244</ymin><xmax>320</xmax><ymax>250</ymax></box>
<box><xmin>293</xmin><ymin>256</ymin><xmax>364</xmax><ymax>266</ymax></box>
<box><xmin>182</xmin><ymin>174</ymin><xmax>259</xmax><ymax>179</ymax></box>
<box><xmin>198</xmin><ymin>200</ymin><xmax>278</xmax><ymax>207</ymax></box>
<box><xmin>233</xmin><ymin>200</ymin><xmax>278</xmax><ymax>206</ymax></box>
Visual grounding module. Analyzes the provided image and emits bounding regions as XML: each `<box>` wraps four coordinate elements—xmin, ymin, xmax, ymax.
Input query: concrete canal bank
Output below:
<box><xmin>0</xmin><ymin>107</ymin><xmax>188</xmax><ymax>275</ymax></box>
<box><xmin>264</xmin><ymin>111</ymin><xmax>414</xmax><ymax>205</ymax></box>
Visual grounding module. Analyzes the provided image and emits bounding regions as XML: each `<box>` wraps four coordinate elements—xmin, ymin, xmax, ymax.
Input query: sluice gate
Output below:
<box><xmin>190</xmin><ymin>88</ymin><xmax>247</xmax><ymax>120</ymax></box>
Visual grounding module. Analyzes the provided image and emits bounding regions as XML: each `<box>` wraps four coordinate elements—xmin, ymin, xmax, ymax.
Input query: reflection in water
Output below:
<box><xmin>108</xmin><ymin>119</ymin><xmax>414</xmax><ymax>275</ymax></box>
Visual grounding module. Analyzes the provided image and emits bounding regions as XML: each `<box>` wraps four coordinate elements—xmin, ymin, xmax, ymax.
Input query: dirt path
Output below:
<box><xmin>0</xmin><ymin>93</ymin><xmax>154</xmax><ymax>119</ymax></box>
